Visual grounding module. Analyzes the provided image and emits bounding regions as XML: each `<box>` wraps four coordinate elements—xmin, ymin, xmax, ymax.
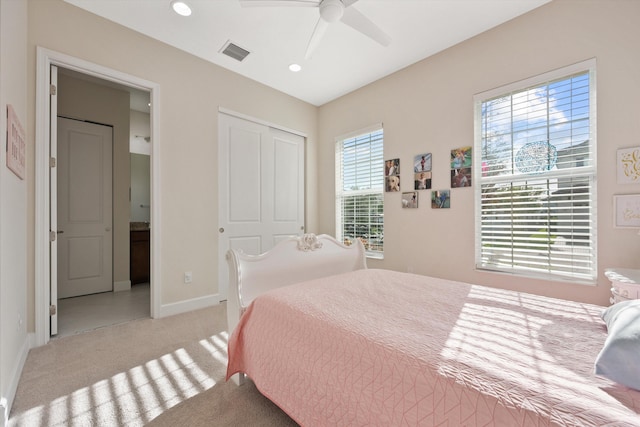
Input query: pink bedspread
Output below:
<box><xmin>227</xmin><ymin>269</ymin><xmax>640</xmax><ymax>426</ymax></box>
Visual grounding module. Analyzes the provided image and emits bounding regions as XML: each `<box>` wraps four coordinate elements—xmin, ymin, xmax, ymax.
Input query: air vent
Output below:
<box><xmin>220</xmin><ymin>41</ymin><xmax>251</xmax><ymax>62</ymax></box>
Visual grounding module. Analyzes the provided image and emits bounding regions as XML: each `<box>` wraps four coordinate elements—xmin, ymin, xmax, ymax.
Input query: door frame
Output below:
<box><xmin>35</xmin><ymin>47</ymin><xmax>162</xmax><ymax>345</ymax></box>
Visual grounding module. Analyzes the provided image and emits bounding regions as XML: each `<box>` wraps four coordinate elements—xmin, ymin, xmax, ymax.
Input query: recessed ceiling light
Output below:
<box><xmin>289</xmin><ymin>63</ymin><xmax>302</xmax><ymax>72</ymax></box>
<box><xmin>171</xmin><ymin>1</ymin><xmax>192</xmax><ymax>17</ymax></box>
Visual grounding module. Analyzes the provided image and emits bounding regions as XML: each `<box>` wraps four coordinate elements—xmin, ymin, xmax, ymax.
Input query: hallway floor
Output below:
<box><xmin>54</xmin><ymin>283</ymin><xmax>150</xmax><ymax>339</ymax></box>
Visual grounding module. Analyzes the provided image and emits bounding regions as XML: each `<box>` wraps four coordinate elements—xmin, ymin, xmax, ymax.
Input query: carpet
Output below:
<box><xmin>8</xmin><ymin>304</ymin><xmax>298</xmax><ymax>426</ymax></box>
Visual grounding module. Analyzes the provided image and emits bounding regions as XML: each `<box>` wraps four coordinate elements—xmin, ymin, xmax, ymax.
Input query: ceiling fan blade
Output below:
<box><xmin>305</xmin><ymin>17</ymin><xmax>330</xmax><ymax>59</ymax></box>
<box><xmin>341</xmin><ymin>6</ymin><xmax>391</xmax><ymax>47</ymax></box>
<box><xmin>239</xmin><ymin>0</ymin><xmax>319</xmax><ymax>7</ymax></box>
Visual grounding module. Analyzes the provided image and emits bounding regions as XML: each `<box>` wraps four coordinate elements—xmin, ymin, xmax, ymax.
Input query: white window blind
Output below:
<box><xmin>474</xmin><ymin>61</ymin><xmax>596</xmax><ymax>282</ymax></box>
<box><xmin>336</xmin><ymin>127</ymin><xmax>384</xmax><ymax>258</ymax></box>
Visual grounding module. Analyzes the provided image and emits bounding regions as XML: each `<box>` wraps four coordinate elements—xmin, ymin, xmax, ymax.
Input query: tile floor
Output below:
<box><xmin>54</xmin><ymin>283</ymin><xmax>150</xmax><ymax>339</ymax></box>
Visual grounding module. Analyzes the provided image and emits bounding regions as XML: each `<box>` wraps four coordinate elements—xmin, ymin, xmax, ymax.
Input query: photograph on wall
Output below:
<box><xmin>402</xmin><ymin>192</ymin><xmax>418</xmax><ymax>208</ymax></box>
<box><xmin>386</xmin><ymin>175</ymin><xmax>400</xmax><ymax>192</ymax></box>
<box><xmin>617</xmin><ymin>147</ymin><xmax>640</xmax><ymax>184</ymax></box>
<box><xmin>431</xmin><ymin>189</ymin><xmax>450</xmax><ymax>209</ymax></box>
<box><xmin>6</xmin><ymin>104</ymin><xmax>25</xmax><ymax>180</ymax></box>
<box><xmin>414</xmin><ymin>171</ymin><xmax>432</xmax><ymax>190</ymax></box>
<box><xmin>385</xmin><ymin>158</ymin><xmax>400</xmax><ymax>176</ymax></box>
<box><xmin>451</xmin><ymin>146</ymin><xmax>472</xmax><ymax>169</ymax></box>
<box><xmin>451</xmin><ymin>168</ymin><xmax>471</xmax><ymax>188</ymax></box>
<box><xmin>413</xmin><ymin>153</ymin><xmax>432</xmax><ymax>173</ymax></box>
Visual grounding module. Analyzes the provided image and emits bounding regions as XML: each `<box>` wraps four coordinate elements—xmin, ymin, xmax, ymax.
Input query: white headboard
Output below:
<box><xmin>225</xmin><ymin>234</ymin><xmax>367</xmax><ymax>334</ymax></box>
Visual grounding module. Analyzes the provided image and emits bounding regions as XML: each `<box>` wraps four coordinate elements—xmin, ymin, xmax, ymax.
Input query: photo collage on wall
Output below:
<box><xmin>388</xmin><ymin>146</ymin><xmax>472</xmax><ymax>209</ymax></box>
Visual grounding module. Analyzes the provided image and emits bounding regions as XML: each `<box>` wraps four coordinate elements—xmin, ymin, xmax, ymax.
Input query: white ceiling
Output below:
<box><xmin>63</xmin><ymin>0</ymin><xmax>550</xmax><ymax>107</ymax></box>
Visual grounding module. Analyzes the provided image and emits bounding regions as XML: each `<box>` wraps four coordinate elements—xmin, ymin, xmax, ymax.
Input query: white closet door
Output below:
<box><xmin>218</xmin><ymin>113</ymin><xmax>305</xmax><ymax>301</ymax></box>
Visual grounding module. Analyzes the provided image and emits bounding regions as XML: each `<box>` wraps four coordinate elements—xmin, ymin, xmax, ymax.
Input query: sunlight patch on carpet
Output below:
<box><xmin>9</xmin><ymin>332</ymin><xmax>229</xmax><ymax>427</ymax></box>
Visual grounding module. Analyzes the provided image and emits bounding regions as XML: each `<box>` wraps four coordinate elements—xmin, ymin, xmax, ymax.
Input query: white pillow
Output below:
<box><xmin>594</xmin><ymin>299</ymin><xmax>640</xmax><ymax>390</ymax></box>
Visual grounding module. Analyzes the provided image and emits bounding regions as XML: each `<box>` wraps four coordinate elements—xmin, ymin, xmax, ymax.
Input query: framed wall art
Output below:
<box><xmin>431</xmin><ymin>189</ymin><xmax>450</xmax><ymax>209</ymax></box>
<box><xmin>413</xmin><ymin>153</ymin><xmax>432</xmax><ymax>173</ymax></box>
<box><xmin>385</xmin><ymin>158</ymin><xmax>400</xmax><ymax>176</ymax></box>
<box><xmin>6</xmin><ymin>104</ymin><xmax>25</xmax><ymax>180</ymax></box>
<box><xmin>617</xmin><ymin>147</ymin><xmax>640</xmax><ymax>184</ymax></box>
<box><xmin>614</xmin><ymin>194</ymin><xmax>640</xmax><ymax>228</ymax></box>
<box><xmin>414</xmin><ymin>171</ymin><xmax>431</xmax><ymax>190</ymax></box>
<box><xmin>402</xmin><ymin>191</ymin><xmax>418</xmax><ymax>208</ymax></box>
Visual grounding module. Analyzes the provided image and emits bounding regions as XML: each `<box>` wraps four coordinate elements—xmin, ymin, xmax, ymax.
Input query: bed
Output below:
<box><xmin>226</xmin><ymin>234</ymin><xmax>640</xmax><ymax>426</ymax></box>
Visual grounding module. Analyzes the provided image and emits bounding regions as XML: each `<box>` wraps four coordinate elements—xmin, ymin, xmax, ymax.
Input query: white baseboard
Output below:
<box><xmin>159</xmin><ymin>293</ymin><xmax>220</xmax><ymax>318</ymax></box>
<box><xmin>114</xmin><ymin>280</ymin><xmax>131</xmax><ymax>292</ymax></box>
<box><xmin>1</xmin><ymin>333</ymin><xmax>32</xmax><ymax>426</ymax></box>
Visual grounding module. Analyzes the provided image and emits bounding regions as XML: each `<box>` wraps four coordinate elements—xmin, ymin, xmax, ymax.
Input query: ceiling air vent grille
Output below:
<box><xmin>220</xmin><ymin>41</ymin><xmax>251</xmax><ymax>62</ymax></box>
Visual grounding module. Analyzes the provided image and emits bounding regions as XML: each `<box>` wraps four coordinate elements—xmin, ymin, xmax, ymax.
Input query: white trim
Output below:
<box><xmin>159</xmin><ymin>294</ymin><xmax>220</xmax><ymax>318</ymax></box>
<box><xmin>334</xmin><ymin>122</ymin><xmax>383</xmax><ymax>143</ymax></box>
<box><xmin>35</xmin><ymin>47</ymin><xmax>162</xmax><ymax>346</ymax></box>
<box><xmin>0</xmin><ymin>335</ymin><xmax>30</xmax><ymax>426</ymax></box>
<box><xmin>218</xmin><ymin>107</ymin><xmax>307</xmax><ymax>138</ymax></box>
<box><xmin>473</xmin><ymin>58</ymin><xmax>597</xmax><ymax>102</ymax></box>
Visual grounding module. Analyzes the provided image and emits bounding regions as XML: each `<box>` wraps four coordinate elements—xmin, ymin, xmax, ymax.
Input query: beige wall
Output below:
<box><xmin>26</xmin><ymin>0</ymin><xmax>318</xmax><ymax>329</ymax></box>
<box><xmin>1</xmin><ymin>0</ymin><xmax>28</xmax><ymax>419</ymax></box>
<box><xmin>318</xmin><ymin>0</ymin><xmax>640</xmax><ymax>306</ymax></box>
<box><xmin>57</xmin><ymin>73</ymin><xmax>131</xmax><ymax>286</ymax></box>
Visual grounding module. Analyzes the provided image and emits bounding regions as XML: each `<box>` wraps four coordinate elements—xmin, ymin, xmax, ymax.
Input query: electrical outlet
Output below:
<box><xmin>184</xmin><ymin>271</ymin><xmax>192</xmax><ymax>284</ymax></box>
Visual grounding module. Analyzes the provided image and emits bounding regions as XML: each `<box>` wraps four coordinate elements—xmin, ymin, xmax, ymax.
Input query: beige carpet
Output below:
<box><xmin>8</xmin><ymin>304</ymin><xmax>298</xmax><ymax>426</ymax></box>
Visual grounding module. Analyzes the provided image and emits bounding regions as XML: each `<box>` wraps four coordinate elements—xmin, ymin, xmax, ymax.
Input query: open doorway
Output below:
<box><xmin>53</xmin><ymin>68</ymin><xmax>151</xmax><ymax>338</ymax></box>
<box><xmin>35</xmin><ymin>47</ymin><xmax>161</xmax><ymax>346</ymax></box>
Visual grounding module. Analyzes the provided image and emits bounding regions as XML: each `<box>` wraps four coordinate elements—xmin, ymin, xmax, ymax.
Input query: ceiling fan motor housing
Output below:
<box><xmin>320</xmin><ymin>0</ymin><xmax>345</xmax><ymax>23</ymax></box>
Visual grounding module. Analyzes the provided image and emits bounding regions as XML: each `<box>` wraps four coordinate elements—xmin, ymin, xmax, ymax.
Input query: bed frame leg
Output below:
<box><xmin>231</xmin><ymin>373</ymin><xmax>246</xmax><ymax>386</ymax></box>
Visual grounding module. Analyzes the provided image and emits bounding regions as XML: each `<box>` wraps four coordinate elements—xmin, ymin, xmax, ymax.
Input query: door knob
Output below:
<box><xmin>219</xmin><ymin>228</ymin><xmax>225</xmax><ymax>233</ymax></box>
<box><xmin>57</xmin><ymin>230</ymin><xmax>64</xmax><ymax>234</ymax></box>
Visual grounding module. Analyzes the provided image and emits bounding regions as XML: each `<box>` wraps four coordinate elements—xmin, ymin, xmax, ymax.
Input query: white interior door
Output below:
<box><xmin>57</xmin><ymin>117</ymin><xmax>113</xmax><ymax>298</ymax></box>
<box><xmin>218</xmin><ymin>113</ymin><xmax>305</xmax><ymax>301</ymax></box>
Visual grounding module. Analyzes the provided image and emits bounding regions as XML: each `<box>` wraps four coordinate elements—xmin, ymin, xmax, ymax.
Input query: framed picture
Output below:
<box><xmin>451</xmin><ymin>146</ymin><xmax>472</xmax><ymax>170</ymax></box>
<box><xmin>431</xmin><ymin>189</ymin><xmax>450</xmax><ymax>209</ymax></box>
<box><xmin>6</xmin><ymin>104</ymin><xmax>25</xmax><ymax>180</ymax></box>
<box><xmin>413</xmin><ymin>153</ymin><xmax>432</xmax><ymax>173</ymax></box>
<box><xmin>385</xmin><ymin>175</ymin><xmax>400</xmax><ymax>192</ymax></box>
<box><xmin>414</xmin><ymin>171</ymin><xmax>432</xmax><ymax>190</ymax></box>
<box><xmin>614</xmin><ymin>194</ymin><xmax>640</xmax><ymax>228</ymax></box>
<box><xmin>451</xmin><ymin>168</ymin><xmax>471</xmax><ymax>188</ymax></box>
<box><xmin>385</xmin><ymin>158</ymin><xmax>400</xmax><ymax>176</ymax></box>
<box><xmin>402</xmin><ymin>192</ymin><xmax>418</xmax><ymax>208</ymax></box>
<box><xmin>617</xmin><ymin>147</ymin><xmax>640</xmax><ymax>184</ymax></box>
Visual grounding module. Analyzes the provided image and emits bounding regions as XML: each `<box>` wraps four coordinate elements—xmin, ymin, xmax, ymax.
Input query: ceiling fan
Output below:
<box><xmin>239</xmin><ymin>0</ymin><xmax>392</xmax><ymax>59</ymax></box>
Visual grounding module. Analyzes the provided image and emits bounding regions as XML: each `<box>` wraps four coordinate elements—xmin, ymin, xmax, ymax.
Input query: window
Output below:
<box><xmin>474</xmin><ymin>60</ymin><xmax>596</xmax><ymax>282</ymax></box>
<box><xmin>336</xmin><ymin>126</ymin><xmax>384</xmax><ymax>258</ymax></box>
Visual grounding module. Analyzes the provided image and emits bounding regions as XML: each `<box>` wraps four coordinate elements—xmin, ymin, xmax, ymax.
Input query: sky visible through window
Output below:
<box><xmin>481</xmin><ymin>73</ymin><xmax>589</xmax><ymax>176</ymax></box>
